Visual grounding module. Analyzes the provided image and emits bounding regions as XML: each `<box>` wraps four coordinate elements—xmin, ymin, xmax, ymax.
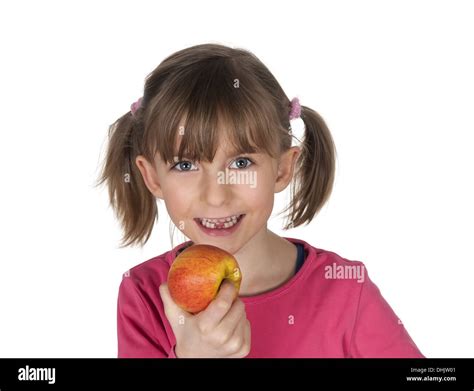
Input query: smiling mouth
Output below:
<box><xmin>194</xmin><ymin>214</ymin><xmax>245</xmax><ymax>229</ymax></box>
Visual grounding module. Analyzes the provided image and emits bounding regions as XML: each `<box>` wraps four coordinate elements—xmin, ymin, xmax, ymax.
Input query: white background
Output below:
<box><xmin>0</xmin><ymin>0</ymin><xmax>473</xmax><ymax>358</ymax></box>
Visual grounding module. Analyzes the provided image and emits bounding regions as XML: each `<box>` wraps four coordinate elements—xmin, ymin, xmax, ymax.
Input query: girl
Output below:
<box><xmin>98</xmin><ymin>43</ymin><xmax>424</xmax><ymax>358</ymax></box>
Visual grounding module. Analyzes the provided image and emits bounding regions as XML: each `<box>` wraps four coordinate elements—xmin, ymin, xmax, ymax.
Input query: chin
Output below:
<box><xmin>197</xmin><ymin>240</ymin><xmax>238</xmax><ymax>254</ymax></box>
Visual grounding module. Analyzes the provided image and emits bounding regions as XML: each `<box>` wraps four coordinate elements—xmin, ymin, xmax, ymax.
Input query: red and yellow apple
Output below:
<box><xmin>167</xmin><ymin>244</ymin><xmax>242</xmax><ymax>314</ymax></box>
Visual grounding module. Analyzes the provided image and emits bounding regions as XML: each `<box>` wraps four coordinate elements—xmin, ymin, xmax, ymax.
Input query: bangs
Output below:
<box><xmin>143</xmin><ymin>56</ymin><xmax>286</xmax><ymax>165</ymax></box>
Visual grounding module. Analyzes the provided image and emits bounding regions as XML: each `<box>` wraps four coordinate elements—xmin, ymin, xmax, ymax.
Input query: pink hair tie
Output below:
<box><xmin>130</xmin><ymin>97</ymin><xmax>143</xmax><ymax>116</ymax></box>
<box><xmin>289</xmin><ymin>97</ymin><xmax>301</xmax><ymax>120</ymax></box>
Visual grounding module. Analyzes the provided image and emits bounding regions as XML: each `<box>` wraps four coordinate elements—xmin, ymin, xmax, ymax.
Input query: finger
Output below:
<box><xmin>159</xmin><ymin>283</ymin><xmax>189</xmax><ymax>327</ymax></box>
<box><xmin>197</xmin><ymin>280</ymin><xmax>237</xmax><ymax>333</ymax></box>
<box><xmin>227</xmin><ymin>317</ymin><xmax>249</xmax><ymax>358</ymax></box>
<box><xmin>243</xmin><ymin>319</ymin><xmax>251</xmax><ymax>355</ymax></box>
<box><xmin>235</xmin><ymin>319</ymin><xmax>251</xmax><ymax>358</ymax></box>
<box><xmin>215</xmin><ymin>299</ymin><xmax>246</xmax><ymax>337</ymax></box>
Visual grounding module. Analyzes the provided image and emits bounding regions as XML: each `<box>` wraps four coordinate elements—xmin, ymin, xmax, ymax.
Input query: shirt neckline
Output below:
<box><xmin>166</xmin><ymin>237</ymin><xmax>316</xmax><ymax>305</ymax></box>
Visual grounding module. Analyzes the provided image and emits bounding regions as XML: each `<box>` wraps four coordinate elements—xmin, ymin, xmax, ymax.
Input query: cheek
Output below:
<box><xmin>242</xmin><ymin>171</ymin><xmax>275</xmax><ymax>212</ymax></box>
<box><xmin>160</xmin><ymin>177</ymin><xmax>195</xmax><ymax>219</ymax></box>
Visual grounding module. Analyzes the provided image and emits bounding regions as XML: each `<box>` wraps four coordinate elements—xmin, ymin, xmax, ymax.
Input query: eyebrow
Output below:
<box><xmin>172</xmin><ymin>148</ymin><xmax>258</xmax><ymax>157</ymax></box>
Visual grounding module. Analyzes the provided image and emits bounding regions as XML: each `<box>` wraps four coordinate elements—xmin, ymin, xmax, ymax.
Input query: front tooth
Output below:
<box><xmin>200</xmin><ymin>216</ymin><xmax>241</xmax><ymax>229</ymax></box>
<box><xmin>202</xmin><ymin>215</ymin><xmax>240</xmax><ymax>224</ymax></box>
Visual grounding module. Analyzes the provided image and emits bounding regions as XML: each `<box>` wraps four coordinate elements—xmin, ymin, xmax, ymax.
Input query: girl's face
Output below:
<box><xmin>136</xmin><ymin>137</ymin><xmax>300</xmax><ymax>255</ymax></box>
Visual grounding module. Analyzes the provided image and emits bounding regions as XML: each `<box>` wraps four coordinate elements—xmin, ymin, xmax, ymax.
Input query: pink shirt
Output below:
<box><xmin>117</xmin><ymin>237</ymin><xmax>424</xmax><ymax>358</ymax></box>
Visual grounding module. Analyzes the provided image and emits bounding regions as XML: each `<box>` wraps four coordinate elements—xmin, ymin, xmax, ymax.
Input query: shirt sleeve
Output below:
<box><xmin>349</xmin><ymin>270</ymin><xmax>425</xmax><ymax>358</ymax></box>
<box><xmin>117</xmin><ymin>275</ymin><xmax>177</xmax><ymax>358</ymax></box>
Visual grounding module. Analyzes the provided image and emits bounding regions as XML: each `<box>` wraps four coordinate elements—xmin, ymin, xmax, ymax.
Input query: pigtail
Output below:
<box><xmin>96</xmin><ymin>108</ymin><xmax>157</xmax><ymax>247</ymax></box>
<box><xmin>284</xmin><ymin>105</ymin><xmax>337</xmax><ymax>229</ymax></box>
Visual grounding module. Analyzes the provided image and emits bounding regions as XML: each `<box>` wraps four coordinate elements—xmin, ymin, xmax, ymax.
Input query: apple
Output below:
<box><xmin>167</xmin><ymin>244</ymin><xmax>242</xmax><ymax>314</ymax></box>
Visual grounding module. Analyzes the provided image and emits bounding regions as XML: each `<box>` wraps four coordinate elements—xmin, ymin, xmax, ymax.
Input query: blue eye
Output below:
<box><xmin>230</xmin><ymin>157</ymin><xmax>253</xmax><ymax>169</ymax></box>
<box><xmin>171</xmin><ymin>160</ymin><xmax>198</xmax><ymax>172</ymax></box>
<box><xmin>170</xmin><ymin>157</ymin><xmax>254</xmax><ymax>172</ymax></box>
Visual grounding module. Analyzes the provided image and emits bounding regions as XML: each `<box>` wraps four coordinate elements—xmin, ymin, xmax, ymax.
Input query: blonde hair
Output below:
<box><xmin>96</xmin><ymin>43</ymin><xmax>337</xmax><ymax>247</ymax></box>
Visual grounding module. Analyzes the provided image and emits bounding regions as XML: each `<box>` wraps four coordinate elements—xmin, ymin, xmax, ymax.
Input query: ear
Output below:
<box><xmin>274</xmin><ymin>147</ymin><xmax>301</xmax><ymax>194</ymax></box>
<box><xmin>135</xmin><ymin>155</ymin><xmax>164</xmax><ymax>199</ymax></box>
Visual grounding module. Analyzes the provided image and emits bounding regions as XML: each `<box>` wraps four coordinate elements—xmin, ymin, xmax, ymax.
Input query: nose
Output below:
<box><xmin>199</xmin><ymin>168</ymin><xmax>232</xmax><ymax>208</ymax></box>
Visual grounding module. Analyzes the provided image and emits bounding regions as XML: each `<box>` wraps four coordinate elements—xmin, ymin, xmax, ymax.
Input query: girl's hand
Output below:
<box><xmin>159</xmin><ymin>280</ymin><xmax>251</xmax><ymax>358</ymax></box>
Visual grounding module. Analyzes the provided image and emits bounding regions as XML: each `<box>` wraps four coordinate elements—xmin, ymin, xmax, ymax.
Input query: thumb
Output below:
<box><xmin>159</xmin><ymin>283</ymin><xmax>188</xmax><ymax>326</ymax></box>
